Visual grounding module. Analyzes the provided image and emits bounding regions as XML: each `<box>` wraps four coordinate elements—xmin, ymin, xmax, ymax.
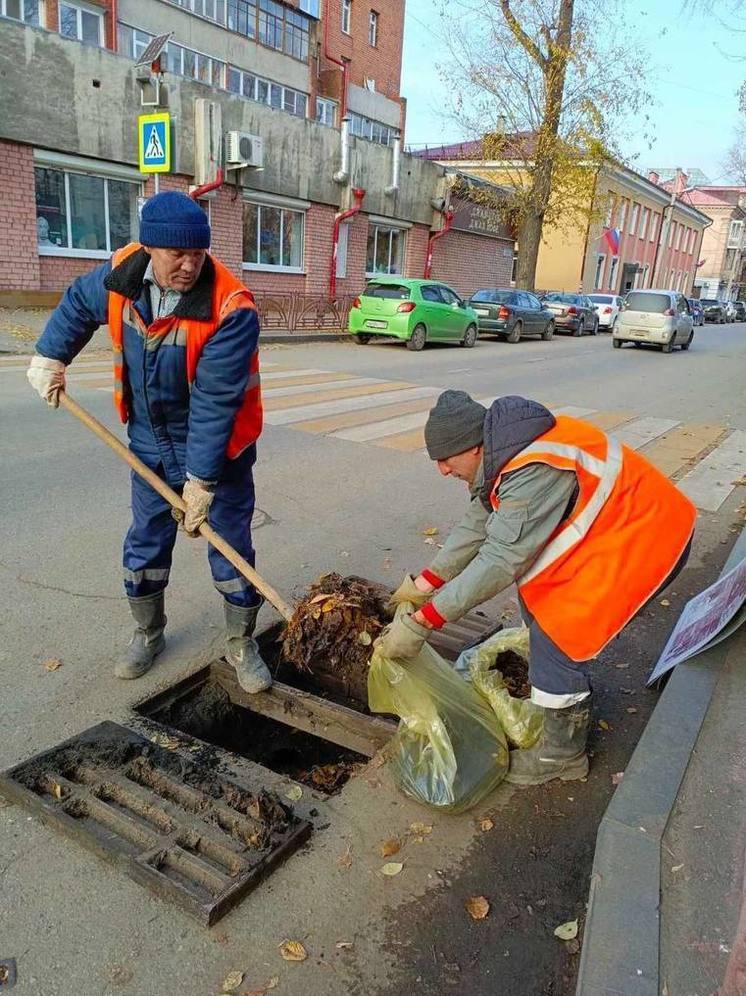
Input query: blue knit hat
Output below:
<box><xmin>139</xmin><ymin>191</ymin><xmax>211</xmax><ymax>249</ymax></box>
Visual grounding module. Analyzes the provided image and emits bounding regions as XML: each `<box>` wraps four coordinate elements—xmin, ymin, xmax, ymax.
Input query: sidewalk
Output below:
<box><xmin>577</xmin><ymin>528</ymin><xmax>746</xmax><ymax>996</ymax></box>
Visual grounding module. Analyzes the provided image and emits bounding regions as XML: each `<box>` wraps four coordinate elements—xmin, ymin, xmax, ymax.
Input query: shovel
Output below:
<box><xmin>58</xmin><ymin>391</ymin><xmax>295</xmax><ymax>622</ymax></box>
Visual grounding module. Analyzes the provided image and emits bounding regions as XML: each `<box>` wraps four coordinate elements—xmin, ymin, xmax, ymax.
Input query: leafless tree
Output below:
<box><xmin>722</xmin><ymin>135</ymin><xmax>746</xmax><ymax>184</ymax></box>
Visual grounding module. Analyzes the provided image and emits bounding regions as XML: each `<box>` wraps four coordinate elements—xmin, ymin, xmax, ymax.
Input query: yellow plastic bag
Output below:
<box><xmin>457</xmin><ymin>626</ymin><xmax>544</xmax><ymax>749</ymax></box>
<box><xmin>368</xmin><ymin>606</ymin><xmax>509</xmax><ymax>813</ymax></box>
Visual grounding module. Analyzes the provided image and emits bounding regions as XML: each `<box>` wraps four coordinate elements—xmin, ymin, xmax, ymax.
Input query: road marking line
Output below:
<box><xmin>292</xmin><ymin>395</ymin><xmax>438</xmax><ymax>434</ymax></box>
<box><xmin>261</xmin><ymin>368</ymin><xmax>332</xmax><ymax>381</ymax></box>
<box><xmin>375</xmin><ymin>427</ymin><xmax>427</xmax><ymax>452</ymax></box>
<box><xmin>641</xmin><ymin>424</ymin><xmax>726</xmax><ymax>479</ymax></box>
<box><xmin>583</xmin><ymin>411</ymin><xmax>636</xmax><ymax>431</ymax></box>
<box><xmin>555</xmin><ymin>405</ymin><xmax>597</xmax><ymax>417</ymax></box>
<box><xmin>264</xmin><ymin>386</ymin><xmax>438</xmax><ymax>425</ymax></box>
<box><xmin>612</xmin><ymin>416</ymin><xmax>680</xmax><ymax>449</ymax></box>
<box><xmin>331</xmin><ymin>409</ymin><xmax>430</xmax><ymax>441</ymax></box>
<box><xmin>262</xmin><ymin>376</ymin><xmax>381</xmax><ymax>399</ymax></box>
<box><xmin>263</xmin><ymin>380</ymin><xmax>418</xmax><ymax>413</ymax></box>
<box><xmin>260</xmin><ymin>371</ymin><xmax>359</xmax><ymax>389</ymax></box>
<box><xmin>678</xmin><ymin>429</ymin><xmax>746</xmax><ymax>511</ymax></box>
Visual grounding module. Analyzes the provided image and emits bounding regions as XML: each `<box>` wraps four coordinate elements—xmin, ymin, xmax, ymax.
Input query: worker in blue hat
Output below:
<box><xmin>27</xmin><ymin>191</ymin><xmax>271</xmax><ymax>693</ymax></box>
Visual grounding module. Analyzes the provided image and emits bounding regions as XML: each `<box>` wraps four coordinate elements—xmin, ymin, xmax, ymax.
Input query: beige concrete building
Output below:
<box><xmin>678</xmin><ymin>185</ymin><xmax>746</xmax><ymax>301</ymax></box>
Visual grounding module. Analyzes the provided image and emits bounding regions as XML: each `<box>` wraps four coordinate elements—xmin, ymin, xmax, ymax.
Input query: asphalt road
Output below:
<box><xmin>1</xmin><ymin>324</ymin><xmax>745</xmax><ymax>995</ymax></box>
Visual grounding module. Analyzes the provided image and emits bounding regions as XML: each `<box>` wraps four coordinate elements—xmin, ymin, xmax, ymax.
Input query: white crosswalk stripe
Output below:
<box><xmin>678</xmin><ymin>429</ymin><xmax>746</xmax><ymax>512</ymax></box>
<box><xmin>264</xmin><ymin>386</ymin><xmax>440</xmax><ymax>425</ymax></box>
<box><xmin>612</xmin><ymin>416</ymin><xmax>680</xmax><ymax>450</ymax></box>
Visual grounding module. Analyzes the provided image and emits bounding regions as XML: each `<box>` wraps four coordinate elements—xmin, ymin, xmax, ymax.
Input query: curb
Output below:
<box><xmin>260</xmin><ymin>332</ymin><xmax>350</xmax><ymax>344</ymax></box>
<box><xmin>576</xmin><ymin>527</ymin><xmax>746</xmax><ymax>996</ymax></box>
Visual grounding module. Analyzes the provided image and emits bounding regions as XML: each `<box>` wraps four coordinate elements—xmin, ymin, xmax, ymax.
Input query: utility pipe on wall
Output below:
<box><xmin>424</xmin><ymin>210</ymin><xmax>454</xmax><ymax>279</ymax></box>
<box><xmin>322</xmin><ymin>0</ymin><xmax>349</xmax><ymax>118</ymax></box>
<box><xmin>385</xmin><ymin>136</ymin><xmax>401</xmax><ymax>196</ymax></box>
<box><xmin>190</xmin><ymin>167</ymin><xmax>225</xmax><ymax>201</ymax></box>
<box><xmin>333</xmin><ymin>117</ymin><xmax>350</xmax><ymax>184</ymax></box>
<box><xmin>329</xmin><ymin>187</ymin><xmax>365</xmax><ymax>299</ymax></box>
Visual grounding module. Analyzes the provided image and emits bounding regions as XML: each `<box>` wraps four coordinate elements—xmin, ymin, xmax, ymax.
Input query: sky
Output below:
<box><xmin>400</xmin><ymin>0</ymin><xmax>746</xmax><ymax>183</ymax></box>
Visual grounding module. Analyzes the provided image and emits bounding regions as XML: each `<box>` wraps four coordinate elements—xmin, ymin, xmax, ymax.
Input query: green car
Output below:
<box><xmin>348</xmin><ymin>277</ymin><xmax>480</xmax><ymax>350</ymax></box>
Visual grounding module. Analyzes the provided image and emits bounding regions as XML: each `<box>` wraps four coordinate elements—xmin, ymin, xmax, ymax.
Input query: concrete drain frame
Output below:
<box><xmin>0</xmin><ymin>721</ymin><xmax>312</xmax><ymax>925</ymax></box>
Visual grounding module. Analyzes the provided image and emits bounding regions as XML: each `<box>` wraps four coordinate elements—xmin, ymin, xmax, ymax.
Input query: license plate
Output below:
<box><xmin>475</xmin><ymin>308</ymin><xmax>490</xmax><ymax>316</ymax></box>
<box><xmin>365</xmin><ymin>320</ymin><xmax>387</xmax><ymax>329</ymax></box>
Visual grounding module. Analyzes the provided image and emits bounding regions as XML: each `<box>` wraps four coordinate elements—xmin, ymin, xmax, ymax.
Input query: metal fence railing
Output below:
<box><xmin>254</xmin><ymin>293</ymin><xmax>356</xmax><ymax>334</ymax></box>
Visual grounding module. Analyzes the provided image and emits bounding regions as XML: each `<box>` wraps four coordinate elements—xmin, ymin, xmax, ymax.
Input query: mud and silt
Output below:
<box><xmin>495</xmin><ymin>650</ymin><xmax>531</xmax><ymax>699</ymax></box>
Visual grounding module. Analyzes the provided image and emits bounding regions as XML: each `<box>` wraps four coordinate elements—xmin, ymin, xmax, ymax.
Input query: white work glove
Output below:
<box><xmin>376</xmin><ymin>613</ymin><xmax>431</xmax><ymax>663</ymax></box>
<box><xmin>178</xmin><ymin>478</ymin><xmax>215</xmax><ymax>537</ymax></box>
<box><xmin>388</xmin><ymin>574</ymin><xmax>433</xmax><ymax>610</ymax></box>
<box><xmin>27</xmin><ymin>355</ymin><xmax>66</xmax><ymax>408</ymax></box>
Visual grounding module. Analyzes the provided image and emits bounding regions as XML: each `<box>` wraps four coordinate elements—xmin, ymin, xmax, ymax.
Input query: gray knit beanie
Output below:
<box><xmin>424</xmin><ymin>390</ymin><xmax>487</xmax><ymax>460</ymax></box>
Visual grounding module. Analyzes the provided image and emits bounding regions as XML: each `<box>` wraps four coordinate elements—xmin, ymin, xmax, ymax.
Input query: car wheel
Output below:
<box><xmin>591</xmin><ymin>318</ymin><xmax>599</xmax><ymax>335</ymax></box>
<box><xmin>461</xmin><ymin>324</ymin><xmax>478</xmax><ymax>348</ymax></box>
<box><xmin>662</xmin><ymin>336</ymin><xmax>675</xmax><ymax>353</ymax></box>
<box><xmin>611</xmin><ymin>317</ymin><xmax>618</xmax><ymax>335</ymax></box>
<box><xmin>406</xmin><ymin>324</ymin><xmax>427</xmax><ymax>351</ymax></box>
<box><xmin>542</xmin><ymin>320</ymin><xmax>554</xmax><ymax>341</ymax></box>
<box><xmin>612</xmin><ymin>338</ymin><xmax>622</xmax><ymax>349</ymax></box>
<box><xmin>681</xmin><ymin>331</ymin><xmax>694</xmax><ymax>351</ymax></box>
<box><xmin>506</xmin><ymin>320</ymin><xmax>522</xmax><ymax>344</ymax></box>
<box><xmin>633</xmin><ymin>342</ymin><xmax>642</xmax><ymax>348</ymax></box>
<box><xmin>354</xmin><ymin>333</ymin><xmax>371</xmax><ymax>345</ymax></box>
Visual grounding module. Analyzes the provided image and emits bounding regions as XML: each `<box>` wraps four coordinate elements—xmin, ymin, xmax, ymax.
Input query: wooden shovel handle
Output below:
<box><xmin>58</xmin><ymin>391</ymin><xmax>295</xmax><ymax>621</ymax></box>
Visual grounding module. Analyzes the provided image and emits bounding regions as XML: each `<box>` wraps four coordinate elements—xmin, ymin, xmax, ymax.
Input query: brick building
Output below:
<box><xmin>0</xmin><ymin>0</ymin><xmax>514</xmax><ymax>324</ymax></box>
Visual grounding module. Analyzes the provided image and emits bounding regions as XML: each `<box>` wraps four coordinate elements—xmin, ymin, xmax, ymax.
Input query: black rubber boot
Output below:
<box><xmin>224</xmin><ymin>600</ymin><xmax>272</xmax><ymax>694</ymax></box>
<box><xmin>115</xmin><ymin>592</ymin><xmax>166</xmax><ymax>680</ymax></box>
<box><xmin>505</xmin><ymin>697</ymin><xmax>591</xmax><ymax>786</ymax></box>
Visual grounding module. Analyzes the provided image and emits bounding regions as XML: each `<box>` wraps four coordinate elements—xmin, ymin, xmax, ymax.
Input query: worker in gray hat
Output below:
<box><xmin>377</xmin><ymin>390</ymin><xmax>695</xmax><ymax>786</ymax></box>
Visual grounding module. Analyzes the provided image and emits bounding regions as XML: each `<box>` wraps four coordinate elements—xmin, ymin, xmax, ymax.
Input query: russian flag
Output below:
<box><xmin>603</xmin><ymin>227</ymin><xmax>621</xmax><ymax>254</ymax></box>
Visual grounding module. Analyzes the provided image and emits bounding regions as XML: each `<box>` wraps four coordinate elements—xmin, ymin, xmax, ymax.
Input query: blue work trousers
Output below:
<box><xmin>123</xmin><ymin>446</ymin><xmax>259</xmax><ymax>607</ymax></box>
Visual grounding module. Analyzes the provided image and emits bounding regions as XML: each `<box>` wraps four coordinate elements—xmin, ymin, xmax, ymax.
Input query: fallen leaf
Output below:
<box><xmin>285</xmin><ymin>785</ymin><xmax>303</xmax><ymax>801</ymax></box>
<box><xmin>480</xmin><ymin>818</ymin><xmax>495</xmax><ymax>832</ymax></box>
<box><xmin>335</xmin><ymin>941</ymin><xmax>354</xmax><ymax>949</ymax></box>
<box><xmin>565</xmin><ymin>938</ymin><xmax>580</xmax><ymax>955</ymax></box>
<box><xmin>423</xmin><ymin>537</ymin><xmax>436</xmax><ymax>546</ymax></box>
<box><xmin>322</xmin><ymin>600</ymin><xmax>336</xmax><ymax>613</ymax></box>
<box><xmin>422</xmin><ymin>527</ymin><xmax>439</xmax><ymax>536</ymax></box>
<box><xmin>52</xmin><ymin>782</ymin><xmax>63</xmax><ymax>800</ymax></box>
<box><xmin>222</xmin><ymin>970</ymin><xmax>244</xmax><ymax>992</ymax></box>
<box><xmin>660</xmin><ymin>599</ymin><xmax>670</xmax><ymax>607</ymax></box>
<box><xmin>381</xmin><ymin>862</ymin><xmax>403</xmax><ymax>876</ymax></box>
<box><xmin>465</xmin><ymin>896</ymin><xmax>490</xmax><ymax>920</ymax></box>
<box><xmin>337</xmin><ymin>845</ymin><xmax>352</xmax><ymax>870</ymax></box>
<box><xmin>554</xmin><ymin>919</ymin><xmax>578</xmax><ymax>941</ymax></box>
<box><xmin>358</xmin><ymin>631</ymin><xmax>372</xmax><ymax>646</ymax></box>
<box><xmin>671</xmin><ymin>863</ymin><xmax>684</xmax><ymax>872</ymax></box>
<box><xmin>598</xmin><ymin>719</ymin><xmax>611</xmax><ymax>731</ymax></box>
<box><xmin>309</xmin><ymin>593</ymin><xmax>330</xmax><ymax>604</ymax></box>
<box><xmin>266</xmin><ymin>979</ymin><xmax>279</xmax><ymax>990</ymax></box>
<box><xmin>279</xmin><ymin>939</ymin><xmax>308</xmax><ymax>962</ymax></box>
<box><xmin>43</xmin><ymin>658</ymin><xmax>63</xmax><ymax>671</ymax></box>
<box><xmin>626</xmin><ymin>707</ymin><xmax>638</xmax><ymax>714</ymax></box>
<box><xmin>379</xmin><ymin>837</ymin><xmax>401</xmax><ymax>858</ymax></box>
<box><xmin>409</xmin><ymin>822</ymin><xmax>433</xmax><ymax>836</ymax></box>
<box><xmin>611</xmin><ymin>772</ymin><xmax>624</xmax><ymax>786</ymax></box>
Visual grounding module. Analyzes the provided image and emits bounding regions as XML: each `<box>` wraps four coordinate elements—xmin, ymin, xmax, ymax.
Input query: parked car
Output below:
<box><xmin>686</xmin><ymin>298</ymin><xmax>704</xmax><ymax>327</ymax></box>
<box><xmin>612</xmin><ymin>289</ymin><xmax>694</xmax><ymax>353</ymax></box>
<box><xmin>540</xmin><ymin>292</ymin><xmax>599</xmax><ymax>335</ymax></box>
<box><xmin>348</xmin><ymin>277</ymin><xmax>479</xmax><ymax>351</ymax></box>
<box><xmin>466</xmin><ymin>288</ymin><xmax>555</xmax><ymax>342</ymax></box>
<box><xmin>734</xmin><ymin>301</ymin><xmax>746</xmax><ymax>321</ymax></box>
<box><xmin>723</xmin><ymin>301</ymin><xmax>737</xmax><ymax>322</ymax></box>
<box><xmin>588</xmin><ymin>293</ymin><xmax>624</xmax><ymax>332</ymax></box>
<box><xmin>699</xmin><ymin>298</ymin><xmax>726</xmax><ymax>323</ymax></box>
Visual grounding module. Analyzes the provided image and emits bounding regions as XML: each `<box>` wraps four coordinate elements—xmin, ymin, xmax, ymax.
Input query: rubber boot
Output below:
<box><xmin>505</xmin><ymin>697</ymin><xmax>591</xmax><ymax>786</ymax></box>
<box><xmin>115</xmin><ymin>592</ymin><xmax>166</xmax><ymax>680</ymax></box>
<box><xmin>224</xmin><ymin>600</ymin><xmax>272</xmax><ymax>694</ymax></box>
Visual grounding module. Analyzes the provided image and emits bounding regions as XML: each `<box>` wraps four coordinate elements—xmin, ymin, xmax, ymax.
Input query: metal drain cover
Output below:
<box><xmin>0</xmin><ymin>722</ymin><xmax>311</xmax><ymax>925</ymax></box>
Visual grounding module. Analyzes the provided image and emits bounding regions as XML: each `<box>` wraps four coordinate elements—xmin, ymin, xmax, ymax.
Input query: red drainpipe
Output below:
<box><xmin>190</xmin><ymin>167</ymin><xmax>225</xmax><ymax>201</ymax></box>
<box><xmin>323</xmin><ymin>0</ymin><xmax>349</xmax><ymax>118</ymax></box>
<box><xmin>424</xmin><ymin>210</ymin><xmax>454</xmax><ymax>279</ymax></box>
<box><xmin>330</xmin><ymin>187</ymin><xmax>365</xmax><ymax>299</ymax></box>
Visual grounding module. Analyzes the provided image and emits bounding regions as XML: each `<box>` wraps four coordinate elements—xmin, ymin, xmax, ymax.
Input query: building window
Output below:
<box><xmin>284</xmin><ymin>7</ymin><xmax>309</xmax><ymax>59</ymax></box>
<box><xmin>341</xmin><ymin>0</ymin><xmax>351</xmax><ymax>34</ymax></box>
<box><xmin>227</xmin><ymin>0</ymin><xmax>257</xmax><ymax>37</ymax></box>
<box><xmin>1</xmin><ymin>0</ymin><xmax>41</xmax><ymax>24</ymax></box>
<box><xmin>35</xmin><ymin>166</ymin><xmax>139</xmax><ymax>256</ymax></box>
<box><xmin>258</xmin><ymin>0</ymin><xmax>283</xmax><ymax>50</ymax></box>
<box><xmin>629</xmin><ymin>202</ymin><xmax>639</xmax><ymax>235</ymax></box>
<box><xmin>164</xmin><ymin>40</ymin><xmax>225</xmax><ymax>87</ymax></box>
<box><xmin>162</xmin><ymin>0</ymin><xmax>311</xmax><ymax>59</ymax></box>
<box><xmin>676</xmin><ymin>224</ymin><xmax>684</xmax><ymax>250</ymax></box>
<box><xmin>366</xmin><ymin>224</ymin><xmax>404</xmax><ymax>274</ymax></box>
<box><xmin>511</xmin><ymin>250</ymin><xmax>518</xmax><ymax>284</ymax></box>
<box><xmin>604</xmin><ymin>195</ymin><xmax>614</xmax><ymax>228</ymax></box>
<box><xmin>608</xmin><ymin>255</ymin><xmax>619</xmax><ymax>291</ymax></box>
<box><xmin>368</xmin><ymin>8</ymin><xmax>377</xmax><ymax>45</ymax></box>
<box><xmin>728</xmin><ymin>219</ymin><xmax>743</xmax><ymax>248</ymax></box>
<box><xmin>117</xmin><ymin>23</ymin><xmax>151</xmax><ymax>58</ymax></box>
<box><xmin>227</xmin><ymin>65</ymin><xmax>306</xmax><ymax>116</ymax></box>
<box><xmin>349</xmin><ymin>111</ymin><xmax>394</xmax><ymax>146</ymax></box>
<box><xmin>298</xmin><ymin>0</ymin><xmax>318</xmax><ymax>14</ymax></box>
<box><xmin>242</xmin><ymin>201</ymin><xmax>304</xmax><ymax>270</ymax></box>
<box><xmin>649</xmin><ymin>212</ymin><xmax>659</xmax><ymax>242</ymax></box>
<box><xmin>668</xmin><ymin>221</ymin><xmax>676</xmax><ymax>248</ymax></box>
<box><xmin>594</xmin><ymin>254</ymin><xmax>605</xmax><ymax>289</ymax></box>
<box><xmin>639</xmin><ymin>207</ymin><xmax>649</xmax><ymax>240</ymax></box>
<box><xmin>618</xmin><ymin>200</ymin><xmax>628</xmax><ymax>232</ymax></box>
<box><xmin>336</xmin><ymin>221</ymin><xmax>349</xmax><ymax>278</ymax></box>
<box><xmin>316</xmin><ymin>96</ymin><xmax>337</xmax><ymax>127</ymax></box>
<box><xmin>59</xmin><ymin>0</ymin><xmax>103</xmax><ymax>46</ymax></box>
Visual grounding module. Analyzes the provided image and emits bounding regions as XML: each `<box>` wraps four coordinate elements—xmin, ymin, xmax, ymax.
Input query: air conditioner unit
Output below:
<box><xmin>226</xmin><ymin>131</ymin><xmax>264</xmax><ymax>168</ymax></box>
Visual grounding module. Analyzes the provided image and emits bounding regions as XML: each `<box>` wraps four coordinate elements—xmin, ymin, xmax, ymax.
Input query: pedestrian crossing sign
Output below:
<box><xmin>138</xmin><ymin>112</ymin><xmax>171</xmax><ymax>173</ymax></box>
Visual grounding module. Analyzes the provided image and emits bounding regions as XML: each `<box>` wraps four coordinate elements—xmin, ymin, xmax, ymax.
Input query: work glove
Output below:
<box><xmin>176</xmin><ymin>478</ymin><xmax>215</xmax><ymax>537</ymax></box>
<box><xmin>27</xmin><ymin>355</ymin><xmax>66</xmax><ymax>407</ymax></box>
<box><xmin>376</xmin><ymin>613</ymin><xmax>430</xmax><ymax>663</ymax></box>
<box><xmin>388</xmin><ymin>574</ymin><xmax>433</xmax><ymax>610</ymax></box>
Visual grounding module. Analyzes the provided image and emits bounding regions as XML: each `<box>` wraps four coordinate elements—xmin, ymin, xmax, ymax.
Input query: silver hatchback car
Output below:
<box><xmin>613</xmin><ymin>289</ymin><xmax>694</xmax><ymax>353</ymax></box>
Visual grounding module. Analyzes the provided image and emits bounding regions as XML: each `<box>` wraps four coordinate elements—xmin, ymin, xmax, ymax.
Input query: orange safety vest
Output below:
<box><xmin>490</xmin><ymin>416</ymin><xmax>696</xmax><ymax>661</ymax></box>
<box><xmin>107</xmin><ymin>243</ymin><xmax>262</xmax><ymax>460</ymax></box>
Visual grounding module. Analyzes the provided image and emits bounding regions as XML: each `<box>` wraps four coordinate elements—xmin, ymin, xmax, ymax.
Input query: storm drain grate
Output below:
<box><xmin>0</xmin><ymin>721</ymin><xmax>311</xmax><ymax>925</ymax></box>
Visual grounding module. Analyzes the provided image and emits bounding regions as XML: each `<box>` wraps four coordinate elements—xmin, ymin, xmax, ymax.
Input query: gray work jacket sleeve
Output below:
<box><xmin>429</xmin><ymin>463</ymin><xmax>578</xmax><ymax>624</ymax></box>
<box><xmin>426</xmin><ymin>489</ymin><xmax>491</xmax><ymax>583</ymax></box>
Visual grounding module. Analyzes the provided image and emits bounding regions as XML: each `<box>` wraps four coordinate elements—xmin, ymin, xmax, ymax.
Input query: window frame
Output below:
<box><xmin>1</xmin><ymin>0</ymin><xmax>42</xmax><ymax>25</ymax></box>
<box><xmin>649</xmin><ymin>212</ymin><xmax>659</xmax><ymax>242</ymax></box>
<box><xmin>242</xmin><ymin>200</ymin><xmax>305</xmax><ymax>273</ymax></box>
<box><xmin>341</xmin><ymin>0</ymin><xmax>351</xmax><ymax>33</ymax></box>
<box><xmin>34</xmin><ymin>163</ymin><xmax>141</xmax><ymax>259</ymax></box>
<box><xmin>368</xmin><ymin>8</ymin><xmax>378</xmax><ymax>45</ymax></box>
<box><xmin>365</xmin><ymin>224</ymin><xmax>406</xmax><ymax>276</ymax></box>
<box><xmin>629</xmin><ymin>202</ymin><xmax>639</xmax><ymax>236</ymax></box>
<box><xmin>594</xmin><ymin>253</ymin><xmax>606</xmax><ymax>290</ymax></box>
<box><xmin>639</xmin><ymin>207</ymin><xmax>649</xmax><ymax>240</ymax></box>
<box><xmin>618</xmin><ymin>200</ymin><xmax>628</xmax><ymax>232</ymax></box>
<box><xmin>59</xmin><ymin>0</ymin><xmax>104</xmax><ymax>46</ymax></box>
<box><xmin>315</xmin><ymin>96</ymin><xmax>337</xmax><ymax>127</ymax></box>
<box><xmin>608</xmin><ymin>255</ymin><xmax>619</xmax><ymax>292</ymax></box>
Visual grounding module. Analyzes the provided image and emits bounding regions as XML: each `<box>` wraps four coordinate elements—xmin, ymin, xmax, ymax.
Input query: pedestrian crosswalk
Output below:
<box><xmin>4</xmin><ymin>355</ymin><xmax>745</xmax><ymax>513</ymax></box>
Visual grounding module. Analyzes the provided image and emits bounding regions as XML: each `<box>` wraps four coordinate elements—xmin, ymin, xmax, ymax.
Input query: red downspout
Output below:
<box><xmin>323</xmin><ymin>0</ymin><xmax>349</xmax><ymax>118</ymax></box>
<box><xmin>424</xmin><ymin>210</ymin><xmax>454</xmax><ymax>279</ymax></box>
<box><xmin>190</xmin><ymin>167</ymin><xmax>225</xmax><ymax>201</ymax></box>
<box><xmin>330</xmin><ymin>187</ymin><xmax>365</xmax><ymax>298</ymax></box>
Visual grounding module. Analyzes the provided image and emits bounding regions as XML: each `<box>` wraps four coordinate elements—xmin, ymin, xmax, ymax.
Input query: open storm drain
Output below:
<box><xmin>0</xmin><ymin>722</ymin><xmax>311</xmax><ymax>925</ymax></box>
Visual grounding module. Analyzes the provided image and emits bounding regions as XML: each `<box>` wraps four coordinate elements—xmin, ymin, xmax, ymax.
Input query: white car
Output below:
<box><xmin>588</xmin><ymin>293</ymin><xmax>624</xmax><ymax>332</ymax></box>
<box><xmin>613</xmin><ymin>289</ymin><xmax>694</xmax><ymax>353</ymax></box>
